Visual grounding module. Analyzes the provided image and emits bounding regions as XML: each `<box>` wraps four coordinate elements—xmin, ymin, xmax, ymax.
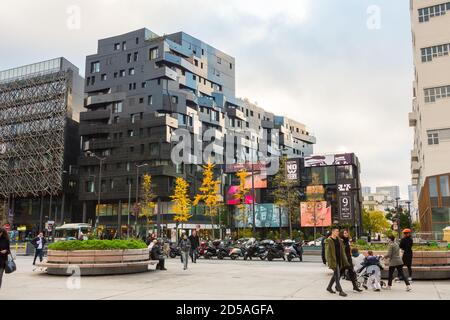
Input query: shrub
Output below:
<box><xmin>48</xmin><ymin>239</ymin><xmax>147</xmax><ymax>251</ymax></box>
<box><xmin>356</xmin><ymin>239</ymin><xmax>367</xmax><ymax>246</ymax></box>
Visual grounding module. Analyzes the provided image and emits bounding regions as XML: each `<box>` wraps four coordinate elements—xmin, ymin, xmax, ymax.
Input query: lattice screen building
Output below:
<box><xmin>0</xmin><ymin>58</ymin><xmax>84</xmax><ymax>234</ymax></box>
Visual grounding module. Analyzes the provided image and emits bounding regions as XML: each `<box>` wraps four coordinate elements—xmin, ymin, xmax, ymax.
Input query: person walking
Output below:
<box><xmin>384</xmin><ymin>235</ymin><xmax>412</xmax><ymax>291</ymax></box>
<box><xmin>188</xmin><ymin>230</ymin><xmax>200</xmax><ymax>263</ymax></box>
<box><xmin>0</xmin><ymin>227</ymin><xmax>11</xmax><ymax>289</ymax></box>
<box><xmin>31</xmin><ymin>232</ymin><xmax>46</xmax><ymax>266</ymax></box>
<box><xmin>399</xmin><ymin>229</ymin><xmax>413</xmax><ymax>282</ymax></box>
<box><xmin>340</xmin><ymin>229</ymin><xmax>363</xmax><ymax>292</ymax></box>
<box><xmin>179</xmin><ymin>233</ymin><xmax>191</xmax><ymax>270</ymax></box>
<box><xmin>150</xmin><ymin>239</ymin><xmax>167</xmax><ymax>271</ymax></box>
<box><xmin>325</xmin><ymin>227</ymin><xmax>350</xmax><ymax>297</ymax></box>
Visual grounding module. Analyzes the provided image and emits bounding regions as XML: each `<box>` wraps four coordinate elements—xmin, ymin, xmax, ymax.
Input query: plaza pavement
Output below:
<box><xmin>0</xmin><ymin>255</ymin><xmax>449</xmax><ymax>300</ymax></box>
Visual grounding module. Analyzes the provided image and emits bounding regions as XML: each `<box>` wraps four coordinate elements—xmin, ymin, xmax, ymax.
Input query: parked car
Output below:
<box><xmin>307</xmin><ymin>237</ymin><xmax>323</xmax><ymax>247</ymax></box>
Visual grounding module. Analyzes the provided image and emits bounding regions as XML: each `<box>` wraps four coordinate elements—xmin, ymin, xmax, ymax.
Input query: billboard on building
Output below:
<box><xmin>300</xmin><ymin>201</ymin><xmax>332</xmax><ymax>227</ymax></box>
<box><xmin>225</xmin><ymin>162</ymin><xmax>266</xmax><ymax>173</ymax></box>
<box><xmin>226</xmin><ymin>186</ymin><xmax>255</xmax><ymax>205</ymax></box>
<box><xmin>286</xmin><ymin>159</ymin><xmax>300</xmax><ymax>182</ymax></box>
<box><xmin>235</xmin><ymin>204</ymin><xmax>288</xmax><ymax>228</ymax></box>
<box><xmin>337</xmin><ymin>180</ymin><xmax>355</xmax><ymax>221</ymax></box>
<box><xmin>244</xmin><ymin>172</ymin><xmax>267</xmax><ymax>189</ymax></box>
<box><xmin>304</xmin><ymin>153</ymin><xmax>353</xmax><ymax>167</ymax></box>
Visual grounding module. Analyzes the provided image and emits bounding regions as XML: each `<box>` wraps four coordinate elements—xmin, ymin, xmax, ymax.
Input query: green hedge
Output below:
<box><xmin>48</xmin><ymin>239</ymin><xmax>147</xmax><ymax>251</ymax></box>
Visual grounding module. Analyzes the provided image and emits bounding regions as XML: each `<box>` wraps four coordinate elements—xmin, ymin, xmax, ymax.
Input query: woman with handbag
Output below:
<box><xmin>0</xmin><ymin>227</ymin><xmax>11</xmax><ymax>289</ymax></box>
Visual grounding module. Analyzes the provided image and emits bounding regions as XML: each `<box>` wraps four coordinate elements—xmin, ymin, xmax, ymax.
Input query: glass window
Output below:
<box><xmin>114</xmin><ymin>43</ymin><xmax>120</xmax><ymax>50</ymax></box>
<box><xmin>149</xmin><ymin>47</ymin><xmax>159</xmax><ymax>60</ymax></box>
<box><xmin>112</xmin><ymin>102</ymin><xmax>123</xmax><ymax>113</ymax></box>
<box><xmin>336</xmin><ymin>165</ymin><xmax>353</xmax><ymax>180</ymax></box>
<box><xmin>440</xmin><ymin>175</ymin><xmax>449</xmax><ymax>197</ymax></box>
<box><xmin>91</xmin><ymin>61</ymin><xmax>100</xmax><ymax>73</ymax></box>
<box><xmin>428</xmin><ymin>132</ymin><xmax>439</xmax><ymax>145</ymax></box>
<box><xmin>129</xmin><ymin>68</ymin><xmax>135</xmax><ymax>75</ymax></box>
<box><xmin>149</xmin><ymin>143</ymin><xmax>159</xmax><ymax>156</ymax></box>
<box><xmin>429</xmin><ymin>177</ymin><xmax>438</xmax><ymax>197</ymax></box>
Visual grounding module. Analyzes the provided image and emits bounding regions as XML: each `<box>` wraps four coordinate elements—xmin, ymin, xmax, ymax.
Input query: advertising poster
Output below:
<box><xmin>337</xmin><ymin>180</ymin><xmax>354</xmax><ymax>221</ymax></box>
<box><xmin>286</xmin><ymin>159</ymin><xmax>300</xmax><ymax>182</ymax></box>
<box><xmin>235</xmin><ymin>204</ymin><xmax>288</xmax><ymax>228</ymax></box>
<box><xmin>226</xmin><ymin>186</ymin><xmax>254</xmax><ymax>205</ymax></box>
<box><xmin>304</xmin><ymin>154</ymin><xmax>334</xmax><ymax>167</ymax></box>
<box><xmin>244</xmin><ymin>172</ymin><xmax>267</xmax><ymax>189</ymax></box>
<box><xmin>300</xmin><ymin>201</ymin><xmax>331</xmax><ymax>227</ymax></box>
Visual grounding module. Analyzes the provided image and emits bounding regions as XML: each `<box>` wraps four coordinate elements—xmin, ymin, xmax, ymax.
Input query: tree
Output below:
<box><xmin>193</xmin><ymin>161</ymin><xmax>221</xmax><ymax>239</ymax></box>
<box><xmin>234</xmin><ymin>169</ymin><xmax>250</xmax><ymax>238</ymax></box>
<box><xmin>171</xmin><ymin>177</ymin><xmax>192</xmax><ymax>236</ymax></box>
<box><xmin>362</xmin><ymin>209</ymin><xmax>390</xmax><ymax>236</ymax></box>
<box><xmin>385</xmin><ymin>207</ymin><xmax>410</xmax><ymax>231</ymax></box>
<box><xmin>272</xmin><ymin>156</ymin><xmax>300</xmax><ymax>239</ymax></box>
<box><xmin>139</xmin><ymin>174</ymin><xmax>156</xmax><ymax>237</ymax></box>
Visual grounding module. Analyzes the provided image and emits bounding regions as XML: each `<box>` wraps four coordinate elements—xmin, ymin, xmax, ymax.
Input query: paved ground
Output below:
<box><xmin>1</xmin><ymin>255</ymin><xmax>449</xmax><ymax>300</ymax></box>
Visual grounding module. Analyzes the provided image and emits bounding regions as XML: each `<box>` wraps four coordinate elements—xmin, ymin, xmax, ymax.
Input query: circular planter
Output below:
<box><xmin>40</xmin><ymin>248</ymin><xmax>156</xmax><ymax>276</ymax></box>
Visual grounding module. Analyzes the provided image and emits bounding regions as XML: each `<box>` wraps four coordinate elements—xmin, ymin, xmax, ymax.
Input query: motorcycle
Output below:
<box><xmin>266</xmin><ymin>242</ymin><xmax>286</xmax><ymax>261</ymax></box>
<box><xmin>283</xmin><ymin>240</ymin><xmax>303</xmax><ymax>262</ymax></box>
<box><xmin>229</xmin><ymin>246</ymin><xmax>244</xmax><ymax>260</ymax></box>
<box><xmin>204</xmin><ymin>240</ymin><xmax>221</xmax><ymax>259</ymax></box>
<box><xmin>244</xmin><ymin>242</ymin><xmax>268</xmax><ymax>260</ymax></box>
<box><xmin>169</xmin><ymin>242</ymin><xmax>181</xmax><ymax>258</ymax></box>
<box><xmin>197</xmin><ymin>241</ymin><xmax>208</xmax><ymax>258</ymax></box>
<box><xmin>217</xmin><ymin>242</ymin><xmax>232</xmax><ymax>260</ymax></box>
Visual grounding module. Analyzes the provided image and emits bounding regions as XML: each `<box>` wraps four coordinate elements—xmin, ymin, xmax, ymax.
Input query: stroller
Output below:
<box><xmin>355</xmin><ymin>255</ymin><xmax>386</xmax><ymax>290</ymax></box>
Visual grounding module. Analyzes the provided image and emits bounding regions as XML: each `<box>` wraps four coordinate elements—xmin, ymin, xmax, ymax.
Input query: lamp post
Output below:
<box><xmin>406</xmin><ymin>200</ymin><xmax>412</xmax><ymax>229</ymax></box>
<box><xmin>135</xmin><ymin>163</ymin><xmax>148</xmax><ymax>237</ymax></box>
<box><xmin>86</xmin><ymin>151</ymin><xmax>106</xmax><ymax>230</ymax></box>
<box><xmin>395</xmin><ymin>197</ymin><xmax>401</xmax><ymax>238</ymax></box>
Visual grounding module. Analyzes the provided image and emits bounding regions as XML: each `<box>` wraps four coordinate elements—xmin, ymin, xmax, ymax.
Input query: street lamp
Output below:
<box><xmin>395</xmin><ymin>197</ymin><xmax>401</xmax><ymax>238</ymax></box>
<box><xmin>86</xmin><ymin>151</ymin><xmax>106</xmax><ymax>230</ymax></box>
<box><xmin>406</xmin><ymin>200</ymin><xmax>412</xmax><ymax>229</ymax></box>
<box><xmin>135</xmin><ymin>163</ymin><xmax>148</xmax><ymax>237</ymax></box>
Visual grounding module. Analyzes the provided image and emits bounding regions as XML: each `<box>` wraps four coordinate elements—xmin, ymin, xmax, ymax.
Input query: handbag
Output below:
<box><xmin>5</xmin><ymin>253</ymin><xmax>17</xmax><ymax>274</ymax></box>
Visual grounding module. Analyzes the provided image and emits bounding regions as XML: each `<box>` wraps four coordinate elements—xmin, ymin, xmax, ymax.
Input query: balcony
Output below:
<box><xmin>409</xmin><ymin>112</ymin><xmax>417</xmax><ymax>127</ymax></box>
<box><xmin>148</xmin><ymin>66</ymin><xmax>178</xmax><ymax>81</ymax></box>
<box><xmin>85</xmin><ymin>92</ymin><xmax>126</xmax><ymax>107</ymax></box>
<box><xmin>226</xmin><ymin>107</ymin><xmax>246</xmax><ymax>121</ymax></box>
<box><xmin>80</xmin><ymin>110</ymin><xmax>110</xmax><ymax>122</ymax></box>
<box><xmin>411</xmin><ymin>162</ymin><xmax>420</xmax><ymax>174</ymax></box>
<box><xmin>411</xmin><ymin>149</ymin><xmax>419</xmax><ymax>162</ymax></box>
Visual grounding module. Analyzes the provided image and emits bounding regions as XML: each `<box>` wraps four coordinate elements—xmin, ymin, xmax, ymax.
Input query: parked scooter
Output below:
<box><xmin>266</xmin><ymin>241</ymin><xmax>286</xmax><ymax>261</ymax></box>
<box><xmin>204</xmin><ymin>240</ymin><xmax>221</xmax><ymax>259</ymax></box>
<box><xmin>197</xmin><ymin>241</ymin><xmax>208</xmax><ymax>258</ymax></box>
<box><xmin>283</xmin><ymin>240</ymin><xmax>303</xmax><ymax>262</ymax></box>
<box><xmin>217</xmin><ymin>241</ymin><xmax>232</xmax><ymax>260</ymax></box>
<box><xmin>243</xmin><ymin>239</ymin><xmax>268</xmax><ymax>260</ymax></box>
<box><xmin>229</xmin><ymin>246</ymin><xmax>244</xmax><ymax>260</ymax></box>
<box><xmin>169</xmin><ymin>242</ymin><xmax>181</xmax><ymax>258</ymax></box>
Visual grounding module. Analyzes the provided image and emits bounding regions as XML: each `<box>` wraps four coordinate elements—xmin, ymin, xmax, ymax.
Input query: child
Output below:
<box><xmin>358</xmin><ymin>250</ymin><xmax>384</xmax><ymax>291</ymax></box>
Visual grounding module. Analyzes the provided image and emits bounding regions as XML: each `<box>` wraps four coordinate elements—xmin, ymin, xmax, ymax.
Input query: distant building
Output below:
<box><xmin>0</xmin><ymin>58</ymin><xmax>84</xmax><ymax>233</ymax></box>
<box><xmin>376</xmin><ymin>186</ymin><xmax>400</xmax><ymax>200</ymax></box>
<box><xmin>361</xmin><ymin>186</ymin><xmax>371</xmax><ymax>195</ymax></box>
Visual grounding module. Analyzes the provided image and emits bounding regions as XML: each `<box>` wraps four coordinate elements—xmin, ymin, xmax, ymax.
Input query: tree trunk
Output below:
<box><xmin>210</xmin><ymin>210</ymin><xmax>215</xmax><ymax>240</ymax></box>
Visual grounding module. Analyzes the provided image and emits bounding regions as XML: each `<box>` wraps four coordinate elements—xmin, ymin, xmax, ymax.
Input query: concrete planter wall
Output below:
<box><xmin>42</xmin><ymin>249</ymin><xmax>155</xmax><ymax>276</ymax></box>
<box><xmin>361</xmin><ymin>250</ymin><xmax>450</xmax><ymax>280</ymax></box>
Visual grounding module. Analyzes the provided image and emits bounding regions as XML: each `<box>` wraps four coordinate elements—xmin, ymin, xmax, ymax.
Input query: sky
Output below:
<box><xmin>0</xmin><ymin>0</ymin><xmax>413</xmax><ymax>199</ymax></box>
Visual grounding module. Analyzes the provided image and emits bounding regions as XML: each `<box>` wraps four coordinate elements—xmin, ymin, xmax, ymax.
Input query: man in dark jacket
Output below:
<box><xmin>399</xmin><ymin>229</ymin><xmax>413</xmax><ymax>281</ymax></box>
<box><xmin>150</xmin><ymin>239</ymin><xmax>167</xmax><ymax>271</ymax></box>
<box><xmin>179</xmin><ymin>234</ymin><xmax>191</xmax><ymax>270</ymax></box>
<box><xmin>31</xmin><ymin>232</ymin><xmax>46</xmax><ymax>266</ymax></box>
<box><xmin>325</xmin><ymin>227</ymin><xmax>350</xmax><ymax>297</ymax></box>
<box><xmin>188</xmin><ymin>230</ymin><xmax>200</xmax><ymax>263</ymax></box>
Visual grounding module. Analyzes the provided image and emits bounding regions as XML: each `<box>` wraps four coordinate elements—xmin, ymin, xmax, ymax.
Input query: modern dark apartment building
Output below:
<box><xmin>78</xmin><ymin>28</ymin><xmax>316</xmax><ymax>237</ymax></box>
<box><xmin>0</xmin><ymin>58</ymin><xmax>84</xmax><ymax>235</ymax></box>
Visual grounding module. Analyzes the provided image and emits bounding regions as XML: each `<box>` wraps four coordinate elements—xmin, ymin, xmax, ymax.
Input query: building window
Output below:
<box><xmin>429</xmin><ymin>177</ymin><xmax>438</xmax><ymax>197</ymax></box>
<box><xmin>128</xmin><ymin>130</ymin><xmax>134</xmax><ymax>137</ymax></box>
<box><xmin>134</xmin><ymin>52</ymin><xmax>139</xmax><ymax>62</ymax></box>
<box><xmin>131</xmin><ymin>114</ymin><xmax>137</xmax><ymax>124</ymax></box>
<box><xmin>139</xmin><ymin>97</ymin><xmax>144</xmax><ymax>104</ymax></box>
<box><xmin>149</xmin><ymin>47</ymin><xmax>159</xmax><ymax>60</ymax></box>
<box><xmin>194</xmin><ymin>59</ymin><xmax>198</xmax><ymax>67</ymax></box>
<box><xmin>171</xmin><ymin>96</ymin><xmax>178</xmax><ymax>104</ymax></box>
<box><xmin>122</xmin><ymin>41</ymin><xmax>127</xmax><ymax>50</ymax></box>
<box><xmin>101</xmin><ymin>74</ymin><xmax>107</xmax><ymax>81</ymax></box>
<box><xmin>149</xmin><ymin>143</ymin><xmax>159</xmax><ymax>156</ymax></box>
<box><xmin>86</xmin><ymin>181</ymin><xmax>95</xmax><ymax>193</ymax></box>
<box><xmin>119</xmin><ymin>70</ymin><xmax>125</xmax><ymax>77</ymax></box>
<box><xmin>129</xmin><ymin>68</ymin><xmax>135</xmax><ymax>75</ymax></box>
<box><xmin>126</xmin><ymin>162</ymin><xmax>131</xmax><ymax>172</ymax></box>
<box><xmin>230</xmin><ymin>63</ymin><xmax>233</xmax><ymax>69</ymax></box>
<box><xmin>147</xmin><ymin>95</ymin><xmax>153</xmax><ymax>105</ymax></box>
<box><xmin>113</xmin><ymin>116</ymin><xmax>119</xmax><ymax>124</ymax></box>
<box><xmin>421</xmin><ymin>44</ymin><xmax>450</xmax><ymax>62</ymax></box>
<box><xmin>424</xmin><ymin>85</ymin><xmax>450</xmax><ymax>103</ymax></box>
<box><xmin>114</xmin><ymin>72</ymin><xmax>118</xmax><ymax>78</ymax></box>
<box><xmin>428</xmin><ymin>131</ymin><xmax>439</xmax><ymax>145</ymax></box>
<box><xmin>127</xmin><ymin>53</ymin><xmax>132</xmax><ymax>63</ymax></box>
<box><xmin>142</xmin><ymin>82</ymin><xmax>147</xmax><ymax>88</ymax></box>
<box><xmin>418</xmin><ymin>3</ymin><xmax>450</xmax><ymax>23</ymax></box>
<box><xmin>114</xmin><ymin>43</ymin><xmax>120</xmax><ymax>50</ymax></box>
<box><xmin>112</xmin><ymin>102</ymin><xmax>123</xmax><ymax>113</ymax></box>
<box><xmin>440</xmin><ymin>175</ymin><xmax>449</xmax><ymax>196</ymax></box>
<box><xmin>217</xmin><ymin>57</ymin><xmax>222</xmax><ymax>64</ymax></box>
<box><xmin>91</xmin><ymin>61</ymin><xmax>100</xmax><ymax>73</ymax></box>
<box><xmin>136</xmin><ymin>37</ymin><xmax>139</xmax><ymax>44</ymax></box>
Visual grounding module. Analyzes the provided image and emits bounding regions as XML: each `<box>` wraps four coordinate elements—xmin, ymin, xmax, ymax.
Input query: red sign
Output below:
<box><xmin>300</xmin><ymin>202</ymin><xmax>332</xmax><ymax>227</ymax></box>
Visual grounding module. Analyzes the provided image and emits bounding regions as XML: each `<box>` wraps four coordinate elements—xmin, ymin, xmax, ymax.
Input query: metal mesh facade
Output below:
<box><xmin>0</xmin><ymin>70</ymin><xmax>71</xmax><ymax>198</ymax></box>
